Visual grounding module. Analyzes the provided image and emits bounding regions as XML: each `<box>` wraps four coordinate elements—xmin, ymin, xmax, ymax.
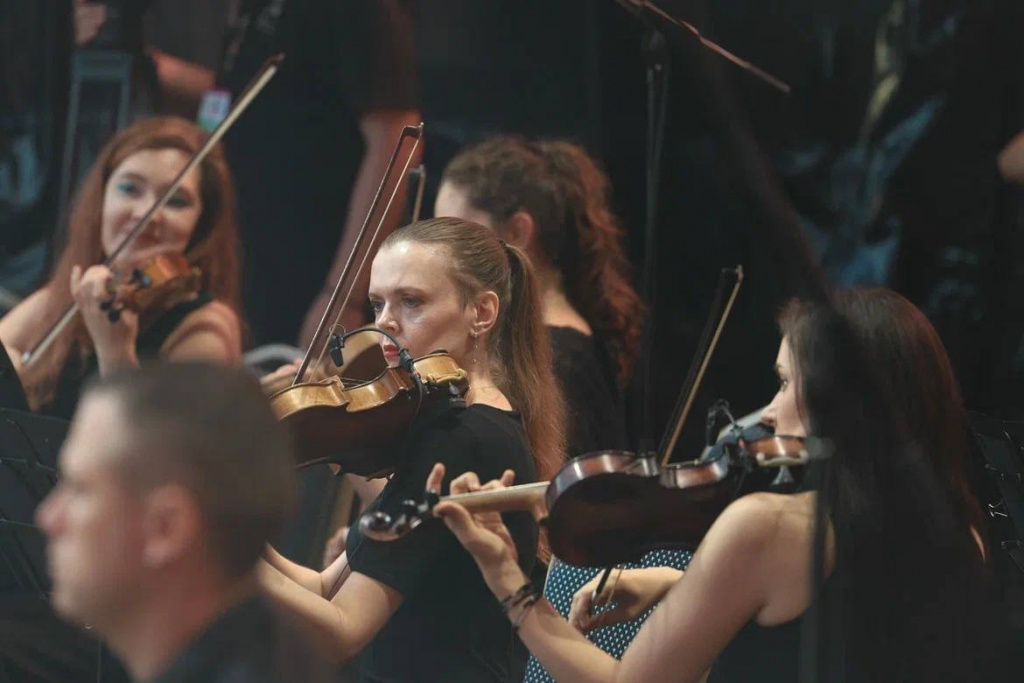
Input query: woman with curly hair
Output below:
<box><xmin>437</xmin><ymin>135</ymin><xmax>644</xmax><ymax>459</ymax></box>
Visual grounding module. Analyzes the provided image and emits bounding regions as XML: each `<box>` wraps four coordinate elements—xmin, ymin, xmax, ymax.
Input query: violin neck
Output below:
<box><xmin>442</xmin><ymin>481</ymin><xmax>549</xmax><ymax>515</ymax></box>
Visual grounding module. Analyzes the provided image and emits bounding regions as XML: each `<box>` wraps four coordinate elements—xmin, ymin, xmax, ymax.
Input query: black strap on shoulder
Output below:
<box><xmin>137</xmin><ymin>291</ymin><xmax>214</xmax><ymax>356</ymax></box>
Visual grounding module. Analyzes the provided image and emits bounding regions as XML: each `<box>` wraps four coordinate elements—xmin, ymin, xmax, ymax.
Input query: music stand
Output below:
<box><xmin>0</xmin><ymin>409</ymin><xmax>68</xmax><ymax>599</ymax></box>
<box><xmin>0</xmin><ymin>341</ymin><xmax>28</xmax><ymax>412</ymax></box>
<box><xmin>970</xmin><ymin>414</ymin><xmax>1024</xmax><ymax>572</ymax></box>
<box><xmin>969</xmin><ymin>413</ymin><xmax>1024</xmax><ymax>635</ymax></box>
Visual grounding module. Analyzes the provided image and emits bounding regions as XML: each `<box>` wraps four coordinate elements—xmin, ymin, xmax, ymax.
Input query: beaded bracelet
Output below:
<box><xmin>498</xmin><ymin>581</ymin><xmax>539</xmax><ymax>616</ymax></box>
<box><xmin>511</xmin><ymin>593</ymin><xmax>541</xmax><ymax>632</ymax></box>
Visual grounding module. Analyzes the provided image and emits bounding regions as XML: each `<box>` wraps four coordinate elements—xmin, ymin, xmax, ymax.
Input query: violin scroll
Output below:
<box><xmin>359</xmin><ymin>481</ymin><xmax>550</xmax><ymax>542</ymax></box>
<box><xmin>360</xmin><ymin>491</ymin><xmax>441</xmax><ymax>542</ymax></box>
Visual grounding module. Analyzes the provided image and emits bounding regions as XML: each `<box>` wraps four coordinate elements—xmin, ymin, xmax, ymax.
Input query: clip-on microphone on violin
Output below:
<box><xmin>327</xmin><ymin>326</ymin><xmax>422</xmax><ymax>388</ymax></box>
<box><xmin>705</xmin><ymin>399</ymin><xmax>740</xmax><ymax>449</ymax></box>
<box><xmin>327</xmin><ymin>332</ymin><xmax>346</xmax><ymax>367</ymax></box>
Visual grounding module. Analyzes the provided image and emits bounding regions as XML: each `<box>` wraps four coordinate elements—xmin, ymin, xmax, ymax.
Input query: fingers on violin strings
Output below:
<box><xmin>500</xmin><ymin>469</ymin><xmax>516</xmax><ymax>486</ymax></box>
<box><xmin>449</xmin><ymin>470</ymin><xmax>482</xmax><ymax>495</ymax></box>
<box><xmin>433</xmin><ymin>499</ymin><xmax>474</xmax><ymax>539</ymax></box>
<box><xmin>426</xmin><ymin>463</ymin><xmax>446</xmax><ymax>493</ymax></box>
<box><xmin>81</xmin><ymin>266</ymin><xmax>113</xmax><ymax>298</ymax></box>
<box><xmin>476</xmin><ymin>476</ymin><xmax>509</xmax><ymax>493</ymax></box>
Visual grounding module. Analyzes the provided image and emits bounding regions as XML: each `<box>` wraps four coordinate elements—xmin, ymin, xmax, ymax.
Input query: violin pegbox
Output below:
<box><xmin>359</xmin><ymin>490</ymin><xmax>440</xmax><ymax>542</ymax></box>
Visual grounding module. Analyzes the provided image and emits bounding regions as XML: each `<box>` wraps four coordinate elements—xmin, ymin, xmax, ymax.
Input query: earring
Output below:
<box><xmin>470</xmin><ymin>331</ymin><xmax>478</xmax><ymax>366</ymax></box>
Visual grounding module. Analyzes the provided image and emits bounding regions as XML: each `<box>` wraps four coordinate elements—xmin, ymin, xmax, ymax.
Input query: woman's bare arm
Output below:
<box><xmin>258</xmin><ymin>560</ymin><xmax>403</xmax><ymax>664</ymax></box>
<box><xmin>434</xmin><ymin>464</ymin><xmax>785</xmax><ymax>683</ymax></box>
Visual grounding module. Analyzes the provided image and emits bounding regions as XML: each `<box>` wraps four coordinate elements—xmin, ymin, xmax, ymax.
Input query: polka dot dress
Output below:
<box><xmin>523</xmin><ymin>549</ymin><xmax>693</xmax><ymax>682</ymax></box>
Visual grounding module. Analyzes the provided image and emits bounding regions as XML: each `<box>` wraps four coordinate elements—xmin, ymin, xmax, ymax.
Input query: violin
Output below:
<box><xmin>358</xmin><ymin>434</ymin><xmax>827</xmax><ymax>566</ymax></box>
<box><xmin>359</xmin><ymin>266</ymin><xmax>786</xmax><ymax>565</ymax></box>
<box><xmin>269</xmin><ymin>125</ymin><xmax>434</xmax><ymax>475</ymax></box>
<box><xmin>270</xmin><ymin>327</ymin><xmax>469</xmax><ymax>476</ymax></box>
<box><xmin>99</xmin><ymin>253</ymin><xmax>201</xmax><ymax>323</ymax></box>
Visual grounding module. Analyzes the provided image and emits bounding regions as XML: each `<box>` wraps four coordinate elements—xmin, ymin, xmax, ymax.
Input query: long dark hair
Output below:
<box><xmin>441</xmin><ymin>136</ymin><xmax>643</xmax><ymax>387</ymax></box>
<box><xmin>382</xmin><ymin>218</ymin><xmax>566</xmax><ymax>481</ymax></box>
<box><xmin>780</xmin><ymin>289</ymin><xmax>1006</xmax><ymax>680</ymax></box>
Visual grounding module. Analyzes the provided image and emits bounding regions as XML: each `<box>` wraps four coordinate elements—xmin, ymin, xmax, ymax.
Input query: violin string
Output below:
<box><xmin>301</xmin><ymin>129</ymin><xmax>423</xmax><ymax>380</ymax></box>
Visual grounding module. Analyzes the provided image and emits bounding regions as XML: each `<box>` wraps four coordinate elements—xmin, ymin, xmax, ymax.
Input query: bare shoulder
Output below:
<box><xmin>726</xmin><ymin>492</ymin><xmax>822</xmax><ymax>625</ymax></box>
<box><xmin>162</xmin><ymin>299</ymin><xmax>242</xmax><ymax>362</ymax></box>
<box><xmin>696</xmin><ymin>492</ymin><xmax>792</xmax><ymax>568</ymax></box>
<box><xmin>716</xmin><ymin>492</ymin><xmax>791</xmax><ymax>538</ymax></box>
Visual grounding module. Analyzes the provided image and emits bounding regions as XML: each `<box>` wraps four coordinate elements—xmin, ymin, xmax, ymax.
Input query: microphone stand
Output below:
<box><xmin>621</xmin><ymin>0</ymin><xmax>790</xmax><ymax>457</ymax></box>
<box><xmin>637</xmin><ymin>27</ymin><xmax>671</xmax><ymax>457</ymax></box>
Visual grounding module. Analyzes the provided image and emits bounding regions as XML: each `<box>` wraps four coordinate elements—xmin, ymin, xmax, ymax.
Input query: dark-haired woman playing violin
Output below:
<box><xmin>258</xmin><ymin>217</ymin><xmax>566</xmax><ymax>682</ymax></box>
<box><xmin>0</xmin><ymin>116</ymin><xmax>242</xmax><ymax>417</ymax></box>
<box><xmin>430</xmin><ymin>288</ymin><xmax>1014</xmax><ymax>682</ymax></box>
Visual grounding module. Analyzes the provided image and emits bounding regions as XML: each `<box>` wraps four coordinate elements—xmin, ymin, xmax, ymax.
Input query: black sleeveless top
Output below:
<box><xmin>707</xmin><ymin>617</ymin><xmax>802</xmax><ymax>682</ymax></box>
<box><xmin>708</xmin><ymin>567</ymin><xmax>844</xmax><ymax>683</ymax></box>
<box><xmin>39</xmin><ymin>292</ymin><xmax>214</xmax><ymax>420</ymax></box>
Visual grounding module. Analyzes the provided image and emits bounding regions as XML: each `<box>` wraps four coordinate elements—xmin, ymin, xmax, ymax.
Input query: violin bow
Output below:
<box><xmin>658</xmin><ymin>266</ymin><xmax>744</xmax><ymax>469</ymax></box>
<box><xmin>409</xmin><ymin>164</ymin><xmax>427</xmax><ymax>223</ymax></box>
<box><xmin>21</xmin><ymin>54</ymin><xmax>285</xmax><ymax>368</ymax></box>
<box><xmin>293</xmin><ymin>123</ymin><xmax>424</xmax><ymax>385</ymax></box>
<box><xmin>586</xmin><ymin>269</ymin><xmax>743</xmax><ymax>608</ymax></box>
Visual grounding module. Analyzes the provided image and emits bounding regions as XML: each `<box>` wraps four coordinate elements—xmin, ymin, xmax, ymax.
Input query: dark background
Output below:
<box><xmin>3</xmin><ymin>0</ymin><xmax>1023</xmax><ymax>456</ymax></box>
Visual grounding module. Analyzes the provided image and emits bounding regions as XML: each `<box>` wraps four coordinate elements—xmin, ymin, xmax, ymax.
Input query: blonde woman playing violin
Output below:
<box><xmin>430</xmin><ymin>289</ymin><xmax>1012</xmax><ymax>683</ymax></box>
<box><xmin>257</xmin><ymin>217</ymin><xmax>566</xmax><ymax>682</ymax></box>
<box><xmin>0</xmin><ymin>117</ymin><xmax>242</xmax><ymax>416</ymax></box>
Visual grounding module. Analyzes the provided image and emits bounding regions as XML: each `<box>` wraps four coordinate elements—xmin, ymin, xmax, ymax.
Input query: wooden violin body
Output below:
<box><xmin>271</xmin><ymin>351</ymin><xmax>469</xmax><ymax>476</ymax></box>
<box><xmin>359</xmin><ymin>435</ymin><xmax>820</xmax><ymax>566</ymax></box>
<box><xmin>102</xmin><ymin>253</ymin><xmax>201</xmax><ymax>323</ymax></box>
<box><xmin>544</xmin><ymin>437</ymin><xmax>810</xmax><ymax>566</ymax></box>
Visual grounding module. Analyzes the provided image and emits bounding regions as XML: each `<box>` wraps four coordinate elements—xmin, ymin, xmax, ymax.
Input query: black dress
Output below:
<box><xmin>38</xmin><ymin>292</ymin><xmax>215</xmax><ymax>420</ymax></box>
<box><xmin>346</xmin><ymin>403</ymin><xmax>538</xmax><ymax>682</ymax></box>
<box><xmin>707</xmin><ymin>618</ymin><xmax>801</xmax><ymax>682</ymax></box>
<box><xmin>547</xmin><ymin>326</ymin><xmax>628</xmax><ymax>457</ymax></box>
